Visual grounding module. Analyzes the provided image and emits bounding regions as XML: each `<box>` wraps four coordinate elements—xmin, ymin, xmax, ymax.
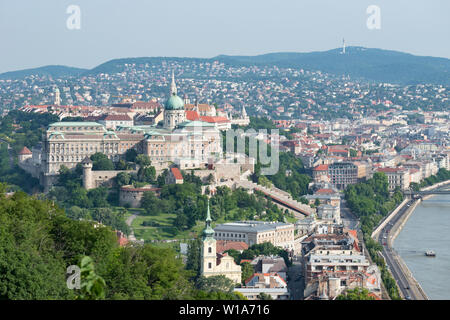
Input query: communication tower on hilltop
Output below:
<box><xmin>341</xmin><ymin>38</ymin><xmax>346</xmax><ymax>54</ymax></box>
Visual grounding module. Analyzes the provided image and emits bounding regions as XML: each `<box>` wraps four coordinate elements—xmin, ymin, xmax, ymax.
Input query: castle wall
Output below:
<box><xmin>83</xmin><ymin>168</ymin><xmax>138</xmax><ymax>190</ymax></box>
<box><xmin>119</xmin><ymin>185</ymin><xmax>161</xmax><ymax>208</ymax></box>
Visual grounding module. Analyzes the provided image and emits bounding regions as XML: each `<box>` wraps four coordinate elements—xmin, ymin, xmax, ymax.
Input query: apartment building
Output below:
<box><xmin>328</xmin><ymin>162</ymin><xmax>358</xmax><ymax>190</ymax></box>
<box><xmin>377</xmin><ymin>167</ymin><xmax>410</xmax><ymax>191</ymax></box>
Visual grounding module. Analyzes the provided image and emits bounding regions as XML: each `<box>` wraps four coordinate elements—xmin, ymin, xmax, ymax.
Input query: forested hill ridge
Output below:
<box><xmin>215</xmin><ymin>47</ymin><xmax>450</xmax><ymax>85</ymax></box>
<box><xmin>0</xmin><ymin>65</ymin><xmax>87</xmax><ymax>80</ymax></box>
<box><xmin>1</xmin><ymin>47</ymin><xmax>449</xmax><ymax>85</ymax></box>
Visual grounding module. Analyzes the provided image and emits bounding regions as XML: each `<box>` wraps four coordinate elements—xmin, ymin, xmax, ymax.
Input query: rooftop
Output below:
<box><xmin>18</xmin><ymin>146</ymin><xmax>32</xmax><ymax>155</ymax></box>
<box><xmin>49</xmin><ymin>121</ymin><xmax>104</xmax><ymax>127</ymax></box>
<box><xmin>214</xmin><ymin>221</ymin><xmax>293</xmax><ymax>233</ymax></box>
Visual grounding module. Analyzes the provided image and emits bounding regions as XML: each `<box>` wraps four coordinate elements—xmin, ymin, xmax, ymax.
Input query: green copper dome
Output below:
<box><xmin>165</xmin><ymin>93</ymin><xmax>184</xmax><ymax>110</ymax></box>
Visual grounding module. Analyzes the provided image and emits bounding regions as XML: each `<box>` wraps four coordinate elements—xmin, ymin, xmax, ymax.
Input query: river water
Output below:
<box><xmin>393</xmin><ymin>191</ymin><xmax>450</xmax><ymax>300</ymax></box>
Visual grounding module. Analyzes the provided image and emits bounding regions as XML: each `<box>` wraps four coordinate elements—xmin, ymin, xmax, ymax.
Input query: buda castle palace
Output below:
<box><xmin>18</xmin><ymin>72</ymin><xmax>250</xmax><ymax>191</ymax></box>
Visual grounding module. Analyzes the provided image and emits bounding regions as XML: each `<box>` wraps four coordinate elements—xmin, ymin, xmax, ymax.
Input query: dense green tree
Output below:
<box><xmin>240</xmin><ymin>262</ymin><xmax>254</xmax><ymax>284</ymax></box>
<box><xmin>257</xmin><ymin>292</ymin><xmax>273</xmax><ymax>300</ymax></box>
<box><xmin>78</xmin><ymin>256</ymin><xmax>107</xmax><ymax>300</ymax></box>
<box><xmin>136</xmin><ymin>154</ymin><xmax>151</xmax><ymax>167</ymax></box>
<box><xmin>115</xmin><ymin>159</ymin><xmax>130</xmax><ymax>170</ymax></box>
<box><xmin>66</xmin><ymin>206</ymin><xmax>91</xmax><ymax>220</ymax></box>
<box><xmin>125</xmin><ymin>149</ymin><xmax>138</xmax><ymax>162</ymax></box>
<box><xmin>186</xmin><ymin>238</ymin><xmax>202</xmax><ymax>279</ymax></box>
<box><xmin>141</xmin><ymin>191</ymin><xmax>161</xmax><ymax>215</ymax></box>
<box><xmin>137</xmin><ymin>165</ymin><xmax>156</xmax><ymax>183</ymax></box>
<box><xmin>1</xmin><ymin>183</ymin><xmax>244</xmax><ymax>300</ymax></box>
<box><xmin>195</xmin><ymin>275</ymin><xmax>235</xmax><ymax>293</ymax></box>
<box><xmin>90</xmin><ymin>153</ymin><xmax>114</xmax><ymax>171</ymax></box>
<box><xmin>87</xmin><ymin>187</ymin><xmax>109</xmax><ymax>208</ymax></box>
<box><xmin>116</xmin><ymin>172</ymin><xmax>131</xmax><ymax>187</ymax></box>
<box><xmin>337</xmin><ymin>287</ymin><xmax>375</xmax><ymax>300</ymax></box>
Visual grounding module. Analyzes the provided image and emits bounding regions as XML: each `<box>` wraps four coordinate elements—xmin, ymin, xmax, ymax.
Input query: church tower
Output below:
<box><xmin>242</xmin><ymin>105</ymin><xmax>248</xmax><ymax>118</ymax></box>
<box><xmin>164</xmin><ymin>71</ymin><xmax>185</xmax><ymax>130</ymax></box>
<box><xmin>170</xmin><ymin>70</ymin><xmax>177</xmax><ymax>96</ymax></box>
<box><xmin>54</xmin><ymin>87</ymin><xmax>61</xmax><ymax>106</ymax></box>
<box><xmin>200</xmin><ymin>200</ymin><xmax>217</xmax><ymax>276</ymax></box>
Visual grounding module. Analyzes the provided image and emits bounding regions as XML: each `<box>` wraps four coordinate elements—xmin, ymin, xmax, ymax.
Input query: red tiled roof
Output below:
<box><xmin>216</xmin><ymin>240</ymin><xmax>249</xmax><ymax>254</ymax></box>
<box><xmin>240</xmin><ymin>259</ymin><xmax>252</xmax><ymax>264</ymax></box>
<box><xmin>103</xmin><ymin>114</ymin><xmax>132</xmax><ymax>121</ymax></box>
<box><xmin>200</xmin><ymin>116</ymin><xmax>230</xmax><ymax>123</ymax></box>
<box><xmin>120</xmin><ymin>186</ymin><xmax>161</xmax><ymax>192</ymax></box>
<box><xmin>185</xmin><ymin>110</ymin><xmax>200</xmax><ymax>121</ymax></box>
<box><xmin>171</xmin><ymin>167</ymin><xmax>183</xmax><ymax>180</ymax></box>
<box><xmin>118</xmin><ymin>237</ymin><xmax>129</xmax><ymax>247</ymax></box>
<box><xmin>316</xmin><ymin>188</ymin><xmax>334</xmax><ymax>194</ymax></box>
<box><xmin>368</xmin><ymin>292</ymin><xmax>381</xmax><ymax>300</ymax></box>
<box><xmin>329</xmin><ymin>149</ymin><xmax>348</xmax><ymax>153</ymax></box>
<box><xmin>313</xmin><ymin>164</ymin><xmax>329</xmax><ymax>171</ymax></box>
<box><xmin>18</xmin><ymin>146</ymin><xmax>32</xmax><ymax>155</ymax></box>
<box><xmin>347</xmin><ymin>229</ymin><xmax>358</xmax><ymax>240</ymax></box>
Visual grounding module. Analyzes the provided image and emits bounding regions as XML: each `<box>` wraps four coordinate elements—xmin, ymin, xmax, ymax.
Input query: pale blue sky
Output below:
<box><xmin>0</xmin><ymin>0</ymin><xmax>448</xmax><ymax>73</ymax></box>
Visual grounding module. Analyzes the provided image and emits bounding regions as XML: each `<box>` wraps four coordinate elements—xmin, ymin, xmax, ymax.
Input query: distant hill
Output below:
<box><xmin>0</xmin><ymin>65</ymin><xmax>87</xmax><ymax>79</ymax></box>
<box><xmin>85</xmin><ymin>57</ymin><xmax>207</xmax><ymax>76</ymax></box>
<box><xmin>2</xmin><ymin>47</ymin><xmax>449</xmax><ymax>85</ymax></box>
<box><xmin>214</xmin><ymin>47</ymin><xmax>450</xmax><ymax>85</ymax></box>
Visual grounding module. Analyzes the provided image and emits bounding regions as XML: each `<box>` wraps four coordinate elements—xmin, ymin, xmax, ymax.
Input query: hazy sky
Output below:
<box><xmin>0</xmin><ymin>0</ymin><xmax>449</xmax><ymax>73</ymax></box>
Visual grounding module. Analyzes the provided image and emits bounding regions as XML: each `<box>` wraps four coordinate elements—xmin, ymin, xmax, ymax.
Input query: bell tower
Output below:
<box><xmin>200</xmin><ymin>200</ymin><xmax>217</xmax><ymax>276</ymax></box>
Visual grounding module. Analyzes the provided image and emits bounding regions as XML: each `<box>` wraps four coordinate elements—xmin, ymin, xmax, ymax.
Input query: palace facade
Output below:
<box><xmin>27</xmin><ymin>73</ymin><xmax>223</xmax><ymax>190</ymax></box>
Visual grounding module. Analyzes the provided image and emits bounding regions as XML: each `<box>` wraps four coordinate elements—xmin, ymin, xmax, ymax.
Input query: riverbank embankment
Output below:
<box><xmin>387</xmin><ymin>179</ymin><xmax>450</xmax><ymax>299</ymax></box>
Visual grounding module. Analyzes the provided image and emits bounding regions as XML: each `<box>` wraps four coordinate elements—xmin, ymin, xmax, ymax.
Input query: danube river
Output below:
<box><xmin>393</xmin><ymin>191</ymin><xmax>450</xmax><ymax>300</ymax></box>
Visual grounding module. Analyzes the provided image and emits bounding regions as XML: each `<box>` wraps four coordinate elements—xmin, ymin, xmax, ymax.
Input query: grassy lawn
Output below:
<box><xmin>130</xmin><ymin>212</ymin><xmax>204</xmax><ymax>242</ymax></box>
<box><xmin>124</xmin><ymin>207</ymin><xmax>299</xmax><ymax>242</ymax></box>
<box><xmin>285</xmin><ymin>215</ymin><xmax>298</xmax><ymax>224</ymax></box>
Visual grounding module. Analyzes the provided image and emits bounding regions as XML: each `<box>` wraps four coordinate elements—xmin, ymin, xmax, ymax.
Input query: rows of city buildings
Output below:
<box><xmin>7</xmin><ymin>65</ymin><xmax>449</xmax><ymax>300</ymax></box>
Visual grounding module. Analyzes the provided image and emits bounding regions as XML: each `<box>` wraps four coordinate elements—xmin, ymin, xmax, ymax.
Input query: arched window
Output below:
<box><xmin>208</xmin><ymin>247</ymin><xmax>212</xmax><ymax>254</ymax></box>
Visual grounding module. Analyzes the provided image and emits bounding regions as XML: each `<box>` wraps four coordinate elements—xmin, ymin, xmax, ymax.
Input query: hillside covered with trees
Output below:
<box><xmin>0</xmin><ymin>183</ymin><xmax>244</xmax><ymax>300</ymax></box>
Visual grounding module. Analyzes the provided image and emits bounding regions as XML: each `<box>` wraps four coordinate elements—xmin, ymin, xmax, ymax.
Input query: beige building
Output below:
<box><xmin>377</xmin><ymin>167</ymin><xmax>410</xmax><ymax>191</ymax></box>
<box><xmin>317</xmin><ymin>204</ymin><xmax>341</xmax><ymax>224</ymax></box>
<box><xmin>214</xmin><ymin>221</ymin><xmax>295</xmax><ymax>252</ymax></box>
<box><xmin>234</xmin><ymin>273</ymin><xmax>289</xmax><ymax>300</ymax></box>
<box><xmin>99</xmin><ymin>114</ymin><xmax>134</xmax><ymax>130</ymax></box>
<box><xmin>42</xmin><ymin>122</ymin><xmax>121</xmax><ymax>175</ymax></box>
<box><xmin>304</xmin><ymin>249</ymin><xmax>369</xmax><ymax>284</ymax></box>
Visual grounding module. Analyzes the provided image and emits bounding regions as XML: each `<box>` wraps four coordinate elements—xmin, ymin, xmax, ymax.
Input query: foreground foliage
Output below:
<box><xmin>0</xmin><ymin>184</ymin><xmax>243</xmax><ymax>300</ymax></box>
